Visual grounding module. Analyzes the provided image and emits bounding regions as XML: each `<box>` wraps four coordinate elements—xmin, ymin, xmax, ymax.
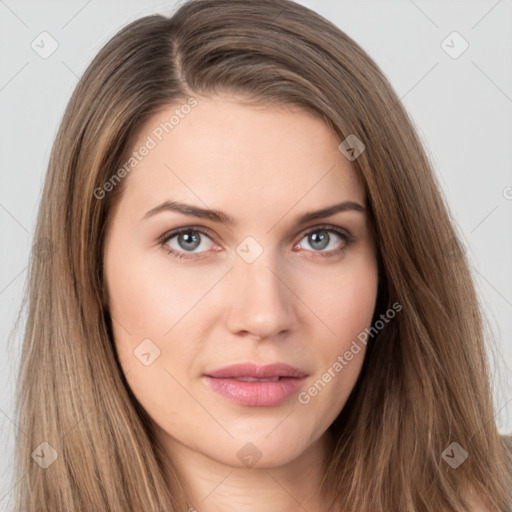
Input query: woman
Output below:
<box><xmin>15</xmin><ymin>0</ymin><xmax>512</xmax><ymax>510</ymax></box>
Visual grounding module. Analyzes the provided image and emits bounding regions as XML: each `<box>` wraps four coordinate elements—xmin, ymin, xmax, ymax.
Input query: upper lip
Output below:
<box><xmin>205</xmin><ymin>362</ymin><xmax>308</xmax><ymax>379</ymax></box>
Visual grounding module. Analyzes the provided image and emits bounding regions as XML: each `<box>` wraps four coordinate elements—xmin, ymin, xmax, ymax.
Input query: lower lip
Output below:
<box><xmin>204</xmin><ymin>376</ymin><xmax>306</xmax><ymax>407</ymax></box>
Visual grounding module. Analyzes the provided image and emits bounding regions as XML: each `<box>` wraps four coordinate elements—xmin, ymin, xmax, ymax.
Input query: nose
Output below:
<box><xmin>224</xmin><ymin>250</ymin><xmax>297</xmax><ymax>341</ymax></box>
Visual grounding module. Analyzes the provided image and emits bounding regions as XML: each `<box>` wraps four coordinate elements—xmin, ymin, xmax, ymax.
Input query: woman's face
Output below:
<box><xmin>103</xmin><ymin>95</ymin><xmax>378</xmax><ymax>469</ymax></box>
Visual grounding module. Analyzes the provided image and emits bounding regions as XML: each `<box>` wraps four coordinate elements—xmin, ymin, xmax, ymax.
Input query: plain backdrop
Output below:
<box><xmin>1</xmin><ymin>0</ymin><xmax>511</xmax><ymax>508</ymax></box>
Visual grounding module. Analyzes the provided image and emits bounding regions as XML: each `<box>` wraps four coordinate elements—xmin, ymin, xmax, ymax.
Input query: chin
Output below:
<box><xmin>208</xmin><ymin>431</ymin><xmax>319</xmax><ymax>470</ymax></box>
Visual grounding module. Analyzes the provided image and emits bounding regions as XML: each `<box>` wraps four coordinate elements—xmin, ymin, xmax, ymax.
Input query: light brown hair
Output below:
<box><xmin>15</xmin><ymin>0</ymin><xmax>512</xmax><ymax>510</ymax></box>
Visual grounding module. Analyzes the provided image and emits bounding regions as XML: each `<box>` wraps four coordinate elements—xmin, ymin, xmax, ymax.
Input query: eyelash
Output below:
<box><xmin>159</xmin><ymin>224</ymin><xmax>354</xmax><ymax>261</ymax></box>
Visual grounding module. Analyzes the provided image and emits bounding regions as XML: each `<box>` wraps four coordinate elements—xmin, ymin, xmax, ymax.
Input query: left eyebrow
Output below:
<box><xmin>141</xmin><ymin>200</ymin><xmax>366</xmax><ymax>226</ymax></box>
<box><xmin>294</xmin><ymin>201</ymin><xmax>366</xmax><ymax>224</ymax></box>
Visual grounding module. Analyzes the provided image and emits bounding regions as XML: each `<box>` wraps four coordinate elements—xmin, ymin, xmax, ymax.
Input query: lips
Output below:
<box><xmin>204</xmin><ymin>362</ymin><xmax>308</xmax><ymax>407</ymax></box>
<box><xmin>205</xmin><ymin>362</ymin><xmax>308</xmax><ymax>379</ymax></box>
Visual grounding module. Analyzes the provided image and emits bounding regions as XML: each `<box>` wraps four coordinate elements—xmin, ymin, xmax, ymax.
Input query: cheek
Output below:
<box><xmin>301</xmin><ymin>251</ymin><xmax>379</xmax><ymax>347</ymax></box>
<box><xmin>103</xmin><ymin>245</ymin><xmax>233</xmax><ymax>398</ymax></box>
<box><xmin>294</xmin><ymin>251</ymin><xmax>378</xmax><ymax>408</ymax></box>
<box><xmin>103</xmin><ymin>246</ymin><xmax>213</xmax><ymax>417</ymax></box>
<box><xmin>105</xmin><ymin>246</ymin><xmax>223</xmax><ymax>337</ymax></box>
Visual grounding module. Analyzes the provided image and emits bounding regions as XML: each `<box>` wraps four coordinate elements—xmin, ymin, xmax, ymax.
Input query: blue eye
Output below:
<box><xmin>161</xmin><ymin>227</ymin><xmax>215</xmax><ymax>258</ymax></box>
<box><xmin>159</xmin><ymin>224</ymin><xmax>353</xmax><ymax>261</ymax></box>
<box><xmin>296</xmin><ymin>225</ymin><xmax>353</xmax><ymax>258</ymax></box>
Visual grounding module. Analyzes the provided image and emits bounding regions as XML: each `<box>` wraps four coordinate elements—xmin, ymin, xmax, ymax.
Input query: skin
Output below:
<box><xmin>103</xmin><ymin>94</ymin><xmax>379</xmax><ymax>512</ymax></box>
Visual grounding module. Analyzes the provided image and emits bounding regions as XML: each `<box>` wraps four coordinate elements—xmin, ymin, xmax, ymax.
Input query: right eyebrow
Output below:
<box><xmin>142</xmin><ymin>200</ymin><xmax>235</xmax><ymax>225</ymax></box>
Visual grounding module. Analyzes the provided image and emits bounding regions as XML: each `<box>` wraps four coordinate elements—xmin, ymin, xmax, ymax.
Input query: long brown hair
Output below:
<box><xmin>15</xmin><ymin>0</ymin><xmax>512</xmax><ymax>510</ymax></box>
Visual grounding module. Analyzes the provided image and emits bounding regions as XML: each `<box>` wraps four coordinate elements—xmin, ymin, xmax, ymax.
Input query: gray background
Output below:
<box><xmin>1</xmin><ymin>0</ymin><xmax>511</xmax><ymax>508</ymax></box>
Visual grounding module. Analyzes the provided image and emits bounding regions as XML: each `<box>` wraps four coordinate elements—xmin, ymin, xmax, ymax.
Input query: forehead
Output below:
<box><xmin>117</xmin><ymin>95</ymin><xmax>366</xmax><ymax>223</ymax></box>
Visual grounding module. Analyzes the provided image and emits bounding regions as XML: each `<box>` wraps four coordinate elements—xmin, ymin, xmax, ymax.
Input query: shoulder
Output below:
<box><xmin>462</xmin><ymin>483</ymin><xmax>493</xmax><ymax>512</ymax></box>
<box><xmin>439</xmin><ymin>487</ymin><xmax>493</xmax><ymax>512</ymax></box>
<box><xmin>455</xmin><ymin>436</ymin><xmax>512</xmax><ymax>512</ymax></box>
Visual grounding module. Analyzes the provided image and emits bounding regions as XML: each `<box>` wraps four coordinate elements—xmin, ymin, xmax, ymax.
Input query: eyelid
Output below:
<box><xmin>300</xmin><ymin>223</ymin><xmax>353</xmax><ymax>242</ymax></box>
<box><xmin>158</xmin><ymin>225</ymin><xmax>217</xmax><ymax>245</ymax></box>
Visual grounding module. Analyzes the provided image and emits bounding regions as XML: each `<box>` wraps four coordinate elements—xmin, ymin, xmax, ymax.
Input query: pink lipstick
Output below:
<box><xmin>204</xmin><ymin>362</ymin><xmax>308</xmax><ymax>407</ymax></box>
